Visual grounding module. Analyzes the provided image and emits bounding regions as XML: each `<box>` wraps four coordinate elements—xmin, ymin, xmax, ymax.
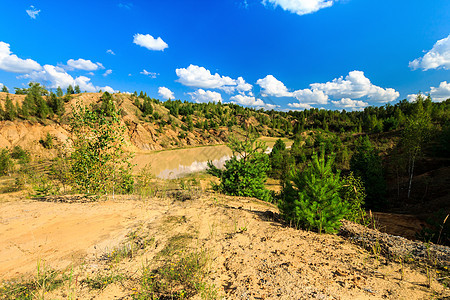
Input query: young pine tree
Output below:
<box><xmin>279</xmin><ymin>152</ymin><xmax>349</xmax><ymax>234</ymax></box>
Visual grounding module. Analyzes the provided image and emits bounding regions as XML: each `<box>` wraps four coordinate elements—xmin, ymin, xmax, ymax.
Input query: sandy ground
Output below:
<box><xmin>0</xmin><ymin>196</ymin><xmax>165</xmax><ymax>281</ymax></box>
<box><xmin>0</xmin><ymin>193</ymin><xmax>449</xmax><ymax>299</ymax></box>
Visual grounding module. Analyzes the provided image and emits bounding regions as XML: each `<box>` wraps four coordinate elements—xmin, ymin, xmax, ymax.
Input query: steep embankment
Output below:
<box><xmin>0</xmin><ymin>92</ymin><xmax>247</xmax><ymax>156</ymax></box>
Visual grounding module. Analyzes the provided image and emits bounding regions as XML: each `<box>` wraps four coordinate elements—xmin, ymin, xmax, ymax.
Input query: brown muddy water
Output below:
<box><xmin>132</xmin><ymin>137</ymin><xmax>292</xmax><ymax>179</ymax></box>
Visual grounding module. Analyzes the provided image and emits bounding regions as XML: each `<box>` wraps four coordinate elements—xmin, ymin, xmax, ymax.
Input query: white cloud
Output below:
<box><xmin>292</xmin><ymin>88</ymin><xmax>328</xmax><ymax>104</ymax></box>
<box><xmin>262</xmin><ymin>0</ymin><xmax>334</xmax><ymax>16</ymax></box>
<box><xmin>26</xmin><ymin>5</ymin><xmax>40</xmax><ymax>19</ymax></box>
<box><xmin>188</xmin><ymin>89</ymin><xmax>222</xmax><ymax>103</ymax></box>
<box><xmin>133</xmin><ymin>33</ymin><xmax>168</xmax><ymax>51</ymax></box>
<box><xmin>235</xmin><ymin>76</ymin><xmax>253</xmax><ymax>92</ymax></box>
<box><xmin>310</xmin><ymin>70</ymin><xmax>399</xmax><ymax>102</ymax></box>
<box><xmin>430</xmin><ymin>81</ymin><xmax>450</xmax><ymax>102</ymax></box>
<box><xmin>67</xmin><ymin>58</ymin><xmax>103</xmax><ymax>71</ymax></box>
<box><xmin>106</xmin><ymin>49</ymin><xmax>116</xmax><ymax>55</ymax></box>
<box><xmin>176</xmin><ymin>64</ymin><xmax>251</xmax><ymax>93</ymax></box>
<box><xmin>256</xmin><ymin>75</ymin><xmax>292</xmax><ymax>97</ymax></box>
<box><xmin>331</xmin><ymin>98</ymin><xmax>368</xmax><ymax>110</ymax></box>
<box><xmin>229</xmin><ymin>94</ymin><xmax>279</xmax><ymax>109</ymax></box>
<box><xmin>87</xmin><ymin>72</ymin><xmax>94</xmax><ymax>76</ymax></box>
<box><xmin>21</xmin><ymin>64</ymin><xmax>115</xmax><ymax>93</ymax></box>
<box><xmin>287</xmin><ymin>102</ymin><xmax>312</xmax><ymax>110</ymax></box>
<box><xmin>0</xmin><ymin>42</ymin><xmax>41</xmax><ymax>73</ymax></box>
<box><xmin>140</xmin><ymin>69</ymin><xmax>158</xmax><ymax>78</ymax></box>
<box><xmin>103</xmin><ymin>69</ymin><xmax>112</xmax><ymax>77</ymax></box>
<box><xmin>158</xmin><ymin>87</ymin><xmax>175</xmax><ymax>100</ymax></box>
<box><xmin>407</xmin><ymin>82</ymin><xmax>450</xmax><ymax>103</ymax></box>
<box><xmin>409</xmin><ymin>35</ymin><xmax>450</xmax><ymax>71</ymax></box>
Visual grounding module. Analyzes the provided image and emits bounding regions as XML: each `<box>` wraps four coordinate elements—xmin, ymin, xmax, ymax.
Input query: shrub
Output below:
<box><xmin>0</xmin><ymin>149</ymin><xmax>14</xmax><ymax>176</ymax></box>
<box><xmin>207</xmin><ymin>135</ymin><xmax>272</xmax><ymax>202</ymax></box>
<box><xmin>279</xmin><ymin>152</ymin><xmax>349</xmax><ymax>234</ymax></box>
<box><xmin>11</xmin><ymin>146</ymin><xmax>30</xmax><ymax>164</ymax></box>
<box><xmin>68</xmin><ymin>101</ymin><xmax>134</xmax><ymax>195</ymax></box>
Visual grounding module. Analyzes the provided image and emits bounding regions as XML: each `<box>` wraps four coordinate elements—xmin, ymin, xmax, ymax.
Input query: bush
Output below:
<box><xmin>207</xmin><ymin>135</ymin><xmax>272</xmax><ymax>202</ymax></box>
<box><xmin>11</xmin><ymin>146</ymin><xmax>30</xmax><ymax>164</ymax></box>
<box><xmin>279</xmin><ymin>152</ymin><xmax>349</xmax><ymax>233</ymax></box>
<box><xmin>340</xmin><ymin>172</ymin><xmax>367</xmax><ymax>224</ymax></box>
<box><xmin>0</xmin><ymin>149</ymin><xmax>14</xmax><ymax>176</ymax></box>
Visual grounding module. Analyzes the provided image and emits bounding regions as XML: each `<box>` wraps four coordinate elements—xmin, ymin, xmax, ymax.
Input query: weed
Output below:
<box><xmin>82</xmin><ymin>273</ymin><xmax>125</xmax><ymax>290</ymax></box>
<box><xmin>103</xmin><ymin>230</ymin><xmax>154</xmax><ymax>263</ymax></box>
<box><xmin>0</xmin><ymin>260</ymin><xmax>64</xmax><ymax>300</ymax></box>
<box><xmin>136</xmin><ymin>250</ymin><xmax>216</xmax><ymax>299</ymax></box>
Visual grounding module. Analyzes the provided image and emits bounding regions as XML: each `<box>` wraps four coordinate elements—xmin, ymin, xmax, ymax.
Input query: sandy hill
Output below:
<box><xmin>0</xmin><ymin>92</ymin><xmax>237</xmax><ymax>158</ymax></box>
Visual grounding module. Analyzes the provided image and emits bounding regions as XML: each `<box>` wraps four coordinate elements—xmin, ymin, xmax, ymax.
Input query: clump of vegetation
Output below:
<box><xmin>68</xmin><ymin>94</ymin><xmax>134</xmax><ymax>195</ymax></box>
<box><xmin>0</xmin><ymin>148</ymin><xmax>14</xmax><ymax>176</ymax></box>
<box><xmin>137</xmin><ymin>250</ymin><xmax>216</xmax><ymax>299</ymax></box>
<box><xmin>279</xmin><ymin>152</ymin><xmax>350</xmax><ymax>233</ymax></box>
<box><xmin>350</xmin><ymin>136</ymin><xmax>386</xmax><ymax>209</ymax></box>
<box><xmin>207</xmin><ymin>135</ymin><xmax>273</xmax><ymax>202</ymax></box>
<box><xmin>0</xmin><ymin>260</ymin><xmax>65</xmax><ymax>300</ymax></box>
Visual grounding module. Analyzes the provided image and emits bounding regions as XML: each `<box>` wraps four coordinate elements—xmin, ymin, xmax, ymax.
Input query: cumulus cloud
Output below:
<box><xmin>0</xmin><ymin>42</ymin><xmax>41</xmax><ymax>73</ymax></box>
<box><xmin>256</xmin><ymin>75</ymin><xmax>292</xmax><ymax>97</ymax></box>
<box><xmin>67</xmin><ymin>58</ymin><xmax>103</xmax><ymax>71</ymax></box>
<box><xmin>310</xmin><ymin>70</ymin><xmax>399</xmax><ymax>102</ymax></box>
<box><xmin>26</xmin><ymin>5</ymin><xmax>40</xmax><ymax>19</ymax></box>
<box><xmin>287</xmin><ymin>102</ymin><xmax>312</xmax><ymax>110</ymax></box>
<box><xmin>133</xmin><ymin>33</ymin><xmax>168</xmax><ymax>51</ymax></box>
<box><xmin>140</xmin><ymin>69</ymin><xmax>158</xmax><ymax>78</ymax></box>
<box><xmin>292</xmin><ymin>88</ymin><xmax>328</xmax><ymax>104</ymax></box>
<box><xmin>262</xmin><ymin>0</ymin><xmax>334</xmax><ymax>16</ymax></box>
<box><xmin>176</xmin><ymin>64</ymin><xmax>251</xmax><ymax>93</ymax></box>
<box><xmin>331</xmin><ymin>98</ymin><xmax>368</xmax><ymax>110</ymax></box>
<box><xmin>103</xmin><ymin>69</ymin><xmax>112</xmax><ymax>77</ymax></box>
<box><xmin>229</xmin><ymin>94</ymin><xmax>279</xmax><ymax>109</ymax></box>
<box><xmin>430</xmin><ymin>81</ymin><xmax>450</xmax><ymax>102</ymax></box>
<box><xmin>106</xmin><ymin>49</ymin><xmax>116</xmax><ymax>55</ymax></box>
<box><xmin>409</xmin><ymin>81</ymin><xmax>450</xmax><ymax>103</ymax></box>
<box><xmin>158</xmin><ymin>87</ymin><xmax>175</xmax><ymax>100</ymax></box>
<box><xmin>188</xmin><ymin>89</ymin><xmax>222</xmax><ymax>103</ymax></box>
<box><xmin>409</xmin><ymin>35</ymin><xmax>450</xmax><ymax>71</ymax></box>
<box><xmin>21</xmin><ymin>64</ymin><xmax>115</xmax><ymax>93</ymax></box>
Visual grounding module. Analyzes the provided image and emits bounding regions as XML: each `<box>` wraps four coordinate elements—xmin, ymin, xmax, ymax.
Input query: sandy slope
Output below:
<box><xmin>0</xmin><ymin>193</ymin><xmax>448</xmax><ymax>299</ymax></box>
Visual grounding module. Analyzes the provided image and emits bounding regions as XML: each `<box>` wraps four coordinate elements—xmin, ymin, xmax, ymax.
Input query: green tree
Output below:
<box><xmin>1</xmin><ymin>85</ymin><xmax>8</xmax><ymax>93</ymax></box>
<box><xmin>74</xmin><ymin>85</ymin><xmax>81</xmax><ymax>94</ymax></box>
<box><xmin>21</xmin><ymin>82</ymin><xmax>50</xmax><ymax>119</ymax></box>
<box><xmin>268</xmin><ymin>139</ymin><xmax>294</xmax><ymax>181</ymax></box>
<box><xmin>56</xmin><ymin>86</ymin><xmax>64</xmax><ymax>97</ymax></box>
<box><xmin>47</xmin><ymin>92</ymin><xmax>65</xmax><ymax>117</ymax></box>
<box><xmin>350</xmin><ymin>136</ymin><xmax>386</xmax><ymax>209</ymax></box>
<box><xmin>401</xmin><ymin>95</ymin><xmax>431</xmax><ymax>199</ymax></box>
<box><xmin>67</xmin><ymin>85</ymin><xmax>74</xmax><ymax>95</ymax></box>
<box><xmin>68</xmin><ymin>100</ymin><xmax>133</xmax><ymax>195</ymax></box>
<box><xmin>4</xmin><ymin>94</ymin><xmax>17</xmax><ymax>121</ymax></box>
<box><xmin>279</xmin><ymin>152</ymin><xmax>348</xmax><ymax>234</ymax></box>
<box><xmin>207</xmin><ymin>135</ymin><xmax>272</xmax><ymax>202</ymax></box>
<box><xmin>0</xmin><ymin>149</ymin><xmax>14</xmax><ymax>176</ymax></box>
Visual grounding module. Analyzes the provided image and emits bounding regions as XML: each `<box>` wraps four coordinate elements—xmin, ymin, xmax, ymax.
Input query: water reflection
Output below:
<box><xmin>158</xmin><ymin>155</ymin><xmax>231</xmax><ymax>179</ymax></box>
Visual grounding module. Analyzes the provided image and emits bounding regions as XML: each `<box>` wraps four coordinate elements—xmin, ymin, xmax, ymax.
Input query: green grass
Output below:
<box><xmin>135</xmin><ymin>250</ymin><xmax>216</xmax><ymax>300</ymax></box>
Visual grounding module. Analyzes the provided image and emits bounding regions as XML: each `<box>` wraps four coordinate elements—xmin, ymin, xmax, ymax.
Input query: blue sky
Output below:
<box><xmin>0</xmin><ymin>0</ymin><xmax>449</xmax><ymax>111</ymax></box>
